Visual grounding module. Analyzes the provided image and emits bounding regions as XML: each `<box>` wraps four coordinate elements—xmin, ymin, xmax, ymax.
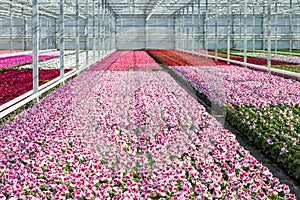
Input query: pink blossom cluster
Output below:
<box><xmin>172</xmin><ymin>65</ymin><xmax>300</xmax><ymax>107</ymax></box>
<box><xmin>0</xmin><ymin>69</ymin><xmax>296</xmax><ymax>199</ymax></box>
<box><xmin>269</xmin><ymin>55</ymin><xmax>300</xmax><ymax>65</ymax></box>
<box><xmin>0</xmin><ymin>55</ymin><xmax>58</xmax><ymax>69</ymax></box>
<box><xmin>107</xmin><ymin>51</ymin><xmax>160</xmax><ymax>71</ymax></box>
<box><xmin>91</xmin><ymin>51</ymin><xmax>161</xmax><ymax>71</ymax></box>
<box><xmin>231</xmin><ymin>52</ymin><xmax>300</xmax><ymax>65</ymax></box>
<box><xmin>89</xmin><ymin>51</ymin><xmax>128</xmax><ymax>71</ymax></box>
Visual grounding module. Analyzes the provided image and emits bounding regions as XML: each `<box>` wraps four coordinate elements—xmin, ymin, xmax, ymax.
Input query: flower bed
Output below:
<box><xmin>230</xmin><ymin>52</ymin><xmax>300</xmax><ymax>64</ymax></box>
<box><xmin>225</xmin><ymin>56</ymin><xmax>297</xmax><ymax>66</ymax></box>
<box><xmin>0</xmin><ymin>70</ymin><xmax>296</xmax><ymax>199</ymax></box>
<box><xmin>19</xmin><ymin>51</ymin><xmax>94</xmax><ymax>70</ymax></box>
<box><xmin>147</xmin><ymin>50</ymin><xmax>229</xmax><ymax>66</ymax></box>
<box><xmin>0</xmin><ymin>69</ymin><xmax>71</xmax><ymax>106</ymax></box>
<box><xmin>171</xmin><ymin>65</ymin><xmax>300</xmax><ymax>182</ymax></box>
<box><xmin>187</xmin><ymin>50</ymin><xmax>300</xmax><ymax>73</ymax></box>
<box><xmin>89</xmin><ymin>51</ymin><xmax>128</xmax><ymax>71</ymax></box>
<box><xmin>91</xmin><ymin>51</ymin><xmax>161</xmax><ymax>71</ymax></box>
<box><xmin>232</xmin><ymin>53</ymin><xmax>300</xmax><ymax>73</ymax></box>
<box><xmin>0</xmin><ymin>55</ymin><xmax>58</xmax><ymax>69</ymax></box>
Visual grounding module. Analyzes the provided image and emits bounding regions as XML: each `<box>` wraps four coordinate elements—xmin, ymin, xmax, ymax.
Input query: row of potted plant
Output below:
<box><xmin>171</xmin><ymin>65</ymin><xmax>300</xmax><ymax>182</ymax></box>
<box><xmin>90</xmin><ymin>51</ymin><xmax>161</xmax><ymax>71</ymax></box>
<box><xmin>147</xmin><ymin>50</ymin><xmax>228</xmax><ymax>66</ymax></box>
<box><xmin>0</xmin><ymin>55</ymin><xmax>58</xmax><ymax>70</ymax></box>
<box><xmin>0</xmin><ymin>69</ymin><xmax>71</xmax><ymax>106</ymax></box>
<box><xmin>0</xmin><ymin>69</ymin><xmax>296</xmax><ymax>198</ymax></box>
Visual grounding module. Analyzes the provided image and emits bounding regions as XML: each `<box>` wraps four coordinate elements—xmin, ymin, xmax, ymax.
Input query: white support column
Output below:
<box><xmin>178</xmin><ymin>13</ymin><xmax>180</xmax><ymax>50</ymax></box>
<box><xmin>197</xmin><ymin>0</ymin><xmax>201</xmax><ymax>52</ymax></box>
<box><xmin>187</xmin><ymin>7</ymin><xmax>189</xmax><ymax>51</ymax></box>
<box><xmin>102</xmin><ymin>0</ymin><xmax>105</xmax><ymax>56</ymax></box>
<box><xmin>114</xmin><ymin>16</ymin><xmax>117</xmax><ymax>50</ymax></box>
<box><xmin>252</xmin><ymin>8</ymin><xmax>255</xmax><ymax>51</ymax></box>
<box><xmin>262</xmin><ymin>6</ymin><xmax>265</xmax><ymax>51</ymax></box>
<box><xmin>275</xmin><ymin>3</ymin><xmax>278</xmax><ymax>54</ymax></box>
<box><xmin>183</xmin><ymin>9</ymin><xmax>185</xmax><ymax>50</ymax></box>
<box><xmin>178</xmin><ymin>11</ymin><xmax>181</xmax><ymax>50</ymax></box>
<box><xmin>180</xmin><ymin>10</ymin><xmax>182</xmax><ymax>50</ymax></box>
<box><xmin>55</xmin><ymin>19</ymin><xmax>58</xmax><ymax>49</ymax></box>
<box><xmin>192</xmin><ymin>1</ymin><xmax>195</xmax><ymax>54</ymax></box>
<box><xmin>39</xmin><ymin>18</ymin><xmax>42</xmax><ymax>50</ymax></box>
<box><xmin>59</xmin><ymin>0</ymin><xmax>65</xmax><ymax>78</ymax></box>
<box><xmin>10</xmin><ymin>0</ymin><xmax>13</xmax><ymax>54</ymax></box>
<box><xmin>182</xmin><ymin>10</ymin><xmax>185</xmax><ymax>50</ymax></box>
<box><xmin>289</xmin><ymin>0</ymin><xmax>293</xmax><ymax>52</ymax></box>
<box><xmin>267</xmin><ymin>0</ymin><xmax>271</xmax><ymax>70</ymax></box>
<box><xmin>93</xmin><ymin>0</ymin><xmax>96</xmax><ymax>61</ymax></box>
<box><xmin>22</xmin><ymin>7</ymin><xmax>27</xmax><ymax>52</ymax></box>
<box><xmin>104</xmin><ymin>1</ymin><xmax>107</xmax><ymax>55</ymax></box>
<box><xmin>227</xmin><ymin>0</ymin><xmax>231</xmax><ymax>63</ymax></box>
<box><xmin>239</xmin><ymin>11</ymin><xmax>241</xmax><ymax>47</ymax></box>
<box><xmin>214</xmin><ymin>0</ymin><xmax>218</xmax><ymax>59</ymax></box>
<box><xmin>205</xmin><ymin>0</ymin><xmax>208</xmax><ymax>56</ymax></box>
<box><xmin>243</xmin><ymin>0</ymin><xmax>247</xmax><ymax>65</ymax></box>
<box><xmin>174</xmin><ymin>13</ymin><xmax>177</xmax><ymax>50</ymax></box>
<box><xmin>145</xmin><ymin>14</ymin><xmax>147</xmax><ymax>49</ymax></box>
<box><xmin>76</xmin><ymin>0</ymin><xmax>80</xmax><ymax>69</ymax></box>
<box><xmin>231</xmin><ymin>11</ymin><xmax>235</xmax><ymax>49</ymax></box>
<box><xmin>46</xmin><ymin>19</ymin><xmax>50</xmax><ymax>50</ymax></box>
<box><xmin>109</xmin><ymin>11</ymin><xmax>112</xmax><ymax>51</ymax></box>
<box><xmin>85</xmin><ymin>0</ymin><xmax>89</xmax><ymax>65</ymax></box>
<box><xmin>108</xmin><ymin>11</ymin><xmax>111</xmax><ymax>52</ymax></box>
<box><xmin>98</xmin><ymin>0</ymin><xmax>101</xmax><ymax>58</ymax></box>
<box><xmin>32</xmin><ymin>0</ymin><xmax>39</xmax><ymax>93</ymax></box>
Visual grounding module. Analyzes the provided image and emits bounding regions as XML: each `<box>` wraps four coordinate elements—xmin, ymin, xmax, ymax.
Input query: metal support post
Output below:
<box><xmin>39</xmin><ymin>18</ymin><xmax>42</xmax><ymax>50</ymax></box>
<box><xmin>46</xmin><ymin>20</ymin><xmax>50</xmax><ymax>49</ymax></box>
<box><xmin>197</xmin><ymin>0</ymin><xmax>201</xmax><ymax>52</ymax></box>
<box><xmin>22</xmin><ymin>7</ymin><xmax>27</xmax><ymax>52</ymax></box>
<box><xmin>192</xmin><ymin>2</ymin><xmax>195</xmax><ymax>53</ymax></box>
<box><xmin>205</xmin><ymin>0</ymin><xmax>208</xmax><ymax>56</ymax></box>
<box><xmin>174</xmin><ymin>13</ymin><xmax>177</xmax><ymax>50</ymax></box>
<box><xmin>85</xmin><ymin>0</ymin><xmax>89</xmax><ymax>65</ymax></box>
<box><xmin>239</xmin><ymin>11</ymin><xmax>241</xmax><ymax>46</ymax></box>
<box><xmin>104</xmin><ymin>0</ymin><xmax>107</xmax><ymax>55</ymax></box>
<box><xmin>59</xmin><ymin>0</ymin><xmax>65</xmax><ymax>78</ymax></box>
<box><xmin>243</xmin><ymin>0</ymin><xmax>247</xmax><ymax>65</ymax></box>
<box><xmin>10</xmin><ymin>0</ymin><xmax>13</xmax><ymax>54</ymax></box>
<box><xmin>178</xmin><ymin>12</ymin><xmax>181</xmax><ymax>50</ymax></box>
<box><xmin>227</xmin><ymin>0</ymin><xmax>231</xmax><ymax>63</ymax></box>
<box><xmin>32</xmin><ymin>0</ymin><xmax>39</xmax><ymax>93</ymax></box>
<box><xmin>267</xmin><ymin>0</ymin><xmax>271</xmax><ymax>70</ymax></box>
<box><xmin>109</xmin><ymin>11</ymin><xmax>111</xmax><ymax>52</ymax></box>
<box><xmin>145</xmin><ymin>14</ymin><xmax>147</xmax><ymax>49</ymax></box>
<box><xmin>275</xmin><ymin>3</ymin><xmax>278</xmax><ymax>54</ymax></box>
<box><xmin>289</xmin><ymin>0</ymin><xmax>293</xmax><ymax>52</ymax></box>
<box><xmin>76</xmin><ymin>0</ymin><xmax>80</xmax><ymax>69</ymax></box>
<box><xmin>98</xmin><ymin>0</ymin><xmax>101</xmax><ymax>58</ymax></box>
<box><xmin>102</xmin><ymin>0</ymin><xmax>105</xmax><ymax>57</ymax></box>
<box><xmin>252</xmin><ymin>8</ymin><xmax>255</xmax><ymax>51</ymax></box>
<box><xmin>215</xmin><ymin>0</ymin><xmax>218</xmax><ymax>59</ymax></box>
<box><xmin>183</xmin><ymin>9</ymin><xmax>185</xmax><ymax>50</ymax></box>
<box><xmin>231</xmin><ymin>11</ymin><xmax>235</xmax><ymax>49</ymax></box>
<box><xmin>93</xmin><ymin>0</ymin><xmax>96</xmax><ymax>61</ymax></box>
<box><xmin>262</xmin><ymin>6</ymin><xmax>265</xmax><ymax>51</ymax></box>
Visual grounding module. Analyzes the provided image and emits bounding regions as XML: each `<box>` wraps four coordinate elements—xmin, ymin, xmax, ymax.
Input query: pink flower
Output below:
<box><xmin>72</xmin><ymin>189</ymin><xmax>83</xmax><ymax>198</ymax></box>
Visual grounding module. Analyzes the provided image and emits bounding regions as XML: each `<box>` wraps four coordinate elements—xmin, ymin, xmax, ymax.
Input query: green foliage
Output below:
<box><xmin>227</xmin><ymin>104</ymin><xmax>300</xmax><ymax>182</ymax></box>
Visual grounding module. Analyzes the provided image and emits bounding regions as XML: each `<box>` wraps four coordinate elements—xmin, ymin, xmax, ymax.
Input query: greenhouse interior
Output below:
<box><xmin>0</xmin><ymin>0</ymin><xmax>300</xmax><ymax>199</ymax></box>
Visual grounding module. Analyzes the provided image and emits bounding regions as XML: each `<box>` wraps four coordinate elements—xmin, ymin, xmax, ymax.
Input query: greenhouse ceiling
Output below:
<box><xmin>0</xmin><ymin>0</ymin><xmax>299</xmax><ymax>19</ymax></box>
